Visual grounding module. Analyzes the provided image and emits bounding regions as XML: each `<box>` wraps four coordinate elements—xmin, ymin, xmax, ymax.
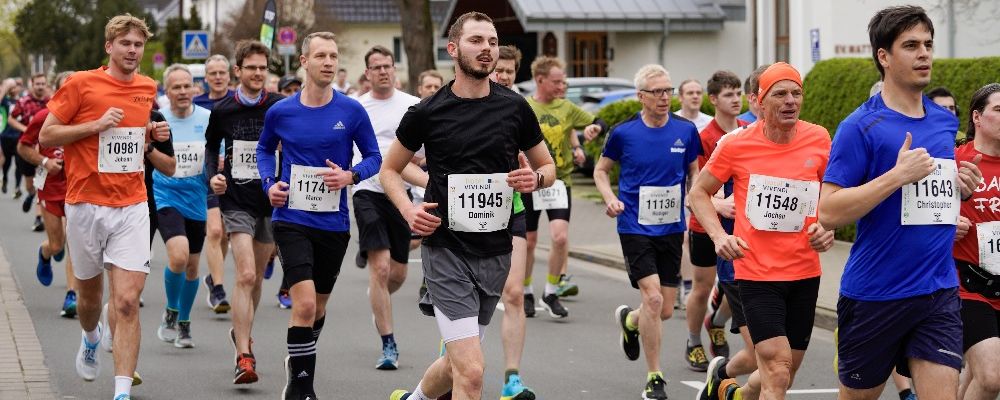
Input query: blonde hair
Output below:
<box><xmin>105</xmin><ymin>13</ymin><xmax>152</xmax><ymax>43</ymax></box>
<box><xmin>301</xmin><ymin>32</ymin><xmax>337</xmax><ymax>57</ymax></box>
<box><xmin>633</xmin><ymin>64</ymin><xmax>670</xmax><ymax>90</ymax></box>
<box><xmin>530</xmin><ymin>56</ymin><xmax>564</xmax><ymax>79</ymax></box>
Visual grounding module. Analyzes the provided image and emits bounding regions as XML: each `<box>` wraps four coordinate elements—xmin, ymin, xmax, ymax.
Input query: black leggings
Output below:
<box><xmin>1</xmin><ymin>136</ymin><xmax>21</xmax><ymax>186</ymax></box>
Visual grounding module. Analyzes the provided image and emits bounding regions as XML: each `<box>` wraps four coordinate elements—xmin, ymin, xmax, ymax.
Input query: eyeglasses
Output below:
<box><xmin>640</xmin><ymin>88</ymin><xmax>674</xmax><ymax>97</ymax></box>
<box><xmin>368</xmin><ymin>64</ymin><xmax>394</xmax><ymax>72</ymax></box>
<box><xmin>239</xmin><ymin>65</ymin><xmax>268</xmax><ymax>72</ymax></box>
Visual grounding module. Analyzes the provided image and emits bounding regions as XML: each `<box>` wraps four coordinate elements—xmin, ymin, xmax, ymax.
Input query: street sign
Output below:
<box><xmin>153</xmin><ymin>52</ymin><xmax>165</xmax><ymax>70</ymax></box>
<box><xmin>810</xmin><ymin>28</ymin><xmax>821</xmax><ymax>63</ymax></box>
<box><xmin>277</xmin><ymin>44</ymin><xmax>297</xmax><ymax>56</ymax></box>
<box><xmin>182</xmin><ymin>30</ymin><xmax>210</xmax><ymax>60</ymax></box>
<box><xmin>278</xmin><ymin>27</ymin><xmax>297</xmax><ymax>45</ymax></box>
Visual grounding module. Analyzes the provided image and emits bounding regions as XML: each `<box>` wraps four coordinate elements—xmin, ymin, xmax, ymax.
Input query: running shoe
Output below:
<box><xmin>616</xmin><ymin>305</ymin><xmax>640</xmax><ymax>361</ymax></box>
<box><xmin>22</xmin><ymin>191</ymin><xmax>34</xmax><ymax>212</ymax></box>
<box><xmin>36</xmin><ymin>246</ymin><xmax>52</xmax><ymax>286</ymax></box>
<box><xmin>264</xmin><ymin>258</ymin><xmax>274</xmax><ymax>279</ymax></box>
<box><xmin>376</xmin><ymin>342</ymin><xmax>399</xmax><ymax>370</ymax></box>
<box><xmin>229</xmin><ymin>327</ymin><xmax>255</xmax><ymax>364</ymax></box>
<box><xmin>389</xmin><ymin>390</ymin><xmax>411</xmax><ymax>400</ymax></box>
<box><xmin>157</xmin><ymin>309</ymin><xmax>179</xmax><ymax>343</ymax></box>
<box><xmin>100</xmin><ymin>303</ymin><xmax>113</xmax><ymax>353</ymax></box>
<box><xmin>686</xmin><ymin>342</ymin><xmax>710</xmax><ymax>371</ymax></box>
<box><xmin>500</xmin><ymin>373</ymin><xmax>536</xmax><ymax>400</ymax></box>
<box><xmin>204</xmin><ymin>275</ymin><xmax>230</xmax><ymax>313</ymax></box>
<box><xmin>53</xmin><ymin>247</ymin><xmax>65</xmax><ymax>262</ymax></box>
<box><xmin>717</xmin><ymin>378</ymin><xmax>739</xmax><ymax>400</ymax></box>
<box><xmin>278</xmin><ymin>289</ymin><xmax>292</xmax><ymax>309</ymax></box>
<box><xmin>704</xmin><ymin>316</ymin><xmax>730</xmax><ymax>358</ymax></box>
<box><xmin>541</xmin><ymin>293</ymin><xmax>568</xmax><ymax>318</ymax></box>
<box><xmin>283</xmin><ymin>355</ymin><xmax>318</xmax><ymax>399</ymax></box>
<box><xmin>132</xmin><ymin>370</ymin><xmax>143</xmax><ymax>386</ymax></box>
<box><xmin>698</xmin><ymin>356</ymin><xmax>726</xmax><ymax>400</ymax></box>
<box><xmin>555</xmin><ymin>274</ymin><xmax>579</xmax><ymax>297</ymax></box>
<box><xmin>32</xmin><ymin>215</ymin><xmax>44</xmax><ymax>232</ymax></box>
<box><xmin>75</xmin><ymin>325</ymin><xmax>101</xmax><ymax>381</ymax></box>
<box><xmin>234</xmin><ymin>353</ymin><xmax>258</xmax><ymax>384</ymax></box>
<box><xmin>60</xmin><ymin>290</ymin><xmax>77</xmax><ymax>318</ymax></box>
<box><xmin>356</xmin><ymin>250</ymin><xmax>367</xmax><ymax>269</ymax></box>
<box><xmin>523</xmin><ymin>293</ymin><xmax>536</xmax><ymax>318</ymax></box>
<box><xmin>642</xmin><ymin>374</ymin><xmax>668</xmax><ymax>400</ymax></box>
<box><xmin>905</xmin><ymin>394</ymin><xmax>917</xmax><ymax>400</ymax></box>
<box><xmin>13</xmin><ymin>188</ymin><xmax>22</xmax><ymax>199</ymax></box>
<box><xmin>174</xmin><ymin>321</ymin><xmax>194</xmax><ymax>348</ymax></box>
<box><xmin>114</xmin><ymin>394</ymin><xmax>131</xmax><ymax>400</ymax></box>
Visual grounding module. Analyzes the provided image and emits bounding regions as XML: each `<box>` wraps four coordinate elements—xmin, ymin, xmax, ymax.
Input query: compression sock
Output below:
<box><xmin>178</xmin><ymin>277</ymin><xmax>199</xmax><ymax>322</ymax></box>
<box><xmin>163</xmin><ymin>267</ymin><xmax>184</xmax><ymax>311</ymax></box>
<box><xmin>312</xmin><ymin>315</ymin><xmax>325</xmax><ymax>343</ymax></box>
<box><xmin>287</xmin><ymin>326</ymin><xmax>316</xmax><ymax>391</ymax></box>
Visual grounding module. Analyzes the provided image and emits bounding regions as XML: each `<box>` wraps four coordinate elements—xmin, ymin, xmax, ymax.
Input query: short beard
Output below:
<box><xmin>456</xmin><ymin>48</ymin><xmax>494</xmax><ymax>80</ymax></box>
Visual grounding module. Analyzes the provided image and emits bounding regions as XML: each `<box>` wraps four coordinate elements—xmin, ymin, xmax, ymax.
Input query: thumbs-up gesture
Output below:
<box><xmin>506</xmin><ymin>153</ymin><xmax>538</xmax><ymax>193</ymax></box>
<box><xmin>958</xmin><ymin>153</ymin><xmax>983</xmax><ymax>200</ymax></box>
<box><xmin>318</xmin><ymin>159</ymin><xmax>354</xmax><ymax>190</ymax></box>
<box><xmin>892</xmin><ymin>132</ymin><xmax>935</xmax><ymax>186</ymax></box>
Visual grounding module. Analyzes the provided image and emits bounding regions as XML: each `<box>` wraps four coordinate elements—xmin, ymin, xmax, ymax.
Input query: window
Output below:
<box><xmin>775</xmin><ymin>0</ymin><xmax>789</xmax><ymax>62</ymax></box>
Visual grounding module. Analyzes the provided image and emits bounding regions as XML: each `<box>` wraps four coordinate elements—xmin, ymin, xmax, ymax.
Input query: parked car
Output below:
<box><xmin>580</xmin><ymin>88</ymin><xmax>638</xmax><ymax>113</ymax></box>
<box><xmin>517</xmin><ymin>77</ymin><xmax>635</xmax><ymax>105</ymax></box>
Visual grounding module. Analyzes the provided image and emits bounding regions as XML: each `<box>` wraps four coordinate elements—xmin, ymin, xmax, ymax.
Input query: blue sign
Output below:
<box><xmin>182</xmin><ymin>30</ymin><xmax>210</xmax><ymax>60</ymax></box>
<box><xmin>810</xmin><ymin>28</ymin><xmax>821</xmax><ymax>63</ymax></box>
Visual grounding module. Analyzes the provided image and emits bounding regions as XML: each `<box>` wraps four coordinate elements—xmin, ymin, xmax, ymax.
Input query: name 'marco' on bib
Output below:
<box><xmin>531</xmin><ymin>179</ymin><xmax>568</xmax><ymax>210</ymax></box>
<box><xmin>448</xmin><ymin>173</ymin><xmax>513</xmax><ymax>233</ymax></box>
<box><xmin>745</xmin><ymin>174</ymin><xmax>819</xmax><ymax>232</ymax></box>
<box><xmin>173</xmin><ymin>142</ymin><xmax>205</xmax><ymax>178</ymax></box>
<box><xmin>638</xmin><ymin>185</ymin><xmax>681</xmax><ymax>225</ymax></box>
<box><xmin>288</xmin><ymin>164</ymin><xmax>340</xmax><ymax>212</ymax></box>
<box><xmin>98</xmin><ymin>127</ymin><xmax>144</xmax><ymax>173</ymax></box>
<box><xmin>901</xmin><ymin>158</ymin><xmax>959</xmax><ymax>225</ymax></box>
<box><xmin>231</xmin><ymin>140</ymin><xmax>259</xmax><ymax>180</ymax></box>
<box><xmin>977</xmin><ymin>221</ymin><xmax>1000</xmax><ymax>275</ymax></box>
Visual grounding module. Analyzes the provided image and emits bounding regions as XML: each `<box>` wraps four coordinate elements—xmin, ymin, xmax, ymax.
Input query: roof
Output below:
<box><xmin>317</xmin><ymin>0</ymin><xmax>451</xmax><ymax>24</ymax></box>
<box><xmin>442</xmin><ymin>0</ymin><xmax>732</xmax><ymax>34</ymax></box>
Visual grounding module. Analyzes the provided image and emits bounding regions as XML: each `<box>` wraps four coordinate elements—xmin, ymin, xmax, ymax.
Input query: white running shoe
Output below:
<box><xmin>100</xmin><ymin>303</ymin><xmax>113</xmax><ymax>353</ymax></box>
<box><xmin>75</xmin><ymin>325</ymin><xmax>101</xmax><ymax>381</ymax></box>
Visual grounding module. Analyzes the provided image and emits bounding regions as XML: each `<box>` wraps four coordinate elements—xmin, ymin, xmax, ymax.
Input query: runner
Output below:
<box><xmin>193</xmin><ymin>53</ymin><xmax>233</xmax><ymax>314</ymax></box>
<box><xmin>819</xmin><ymin>6</ymin><xmax>980</xmax><ymax>400</ymax></box>
<box><xmin>9</xmin><ymin>73</ymin><xmax>50</xmax><ymax>231</ymax></box>
<box><xmin>523</xmin><ymin>55</ymin><xmax>604</xmax><ymax>318</ymax></box>
<box><xmin>152</xmin><ymin>64</ymin><xmax>211</xmax><ymax>349</ymax></box>
<box><xmin>690</xmin><ymin>62</ymin><xmax>834</xmax><ymax>400</ymax></box>
<box><xmin>417</xmin><ymin>70</ymin><xmax>444</xmax><ymax>99</ymax></box>
<box><xmin>737</xmin><ymin>66</ymin><xmax>768</xmax><ymax>124</ymax></box>
<box><xmin>675</xmin><ymin>79</ymin><xmax>713</xmax><ymax>131</ymax></box>
<box><xmin>257</xmin><ymin>30</ymin><xmax>381</xmax><ymax>400</ymax></box>
<box><xmin>333</xmin><ymin>68</ymin><xmax>352</xmax><ymax>94</ymax></box>
<box><xmin>351</xmin><ymin>45</ymin><xmax>421</xmax><ymax>370</ymax></box>
<box><xmin>204</xmin><ymin>39</ymin><xmax>284</xmax><ymax>385</ymax></box>
<box><xmin>954</xmin><ymin>83</ymin><xmax>1000</xmax><ymax>400</ymax></box>
<box><xmin>39</xmin><ymin>14</ymin><xmax>168</xmax><ymax>400</ymax></box>
<box><xmin>17</xmin><ymin>71</ymin><xmax>75</xmax><ymax>315</ymax></box>
<box><xmin>489</xmin><ymin>43</ymin><xmax>536</xmax><ymax>400</ymax></box>
<box><xmin>386</xmin><ymin>12</ymin><xmax>555</xmax><ymax>400</ymax></box>
<box><xmin>279</xmin><ymin>76</ymin><xmax>302</xmax><ymax>97</ymax></box>
<box><xmin>0</xmin><ymin>79</ymin><xmax>20</xmax><ymax>196</ymax></box>
<box><xmin>595</xmin><ymin>63</ymin><xmax>700</xmax><ymax>400</ymax></box>
<box><xmin>684</xmin><ymin>70</ymin><xmax>748</xmax><ymax>371</ymax></box>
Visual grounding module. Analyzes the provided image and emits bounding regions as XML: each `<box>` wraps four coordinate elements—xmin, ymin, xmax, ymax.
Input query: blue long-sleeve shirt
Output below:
<box><xmin>257</xmin><ymin>91</ymin><xmax>381</xmax><ymax>232</ymax></box>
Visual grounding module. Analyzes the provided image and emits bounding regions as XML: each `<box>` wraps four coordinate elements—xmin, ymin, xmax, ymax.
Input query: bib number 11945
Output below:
<box><xmin>448</xmin><ymin>173</ymin><xmax>513</xmax><ymax>233</ymax></box>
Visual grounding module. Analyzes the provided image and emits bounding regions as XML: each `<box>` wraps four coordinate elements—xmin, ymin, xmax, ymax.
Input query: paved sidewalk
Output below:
<box><xmin>0</xmin><ymin>246</ymin><xmax>57</xmax><ymax>399</ymax></box>
<box><xmin>534</xmin><ymin>185</ymin><xmax>852</xmax><ymax>329</ymax></box>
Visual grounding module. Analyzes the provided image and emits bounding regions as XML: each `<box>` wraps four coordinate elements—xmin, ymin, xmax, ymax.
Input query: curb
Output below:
<box><xmin>539</xmin><ymin>243</ymin><xmax>840</xmax><ymax>331</ymax></box>
<box><xmin>0</xmin><ymin>246</ymin><xmax>58</xmax><ymax>399</ymax></box>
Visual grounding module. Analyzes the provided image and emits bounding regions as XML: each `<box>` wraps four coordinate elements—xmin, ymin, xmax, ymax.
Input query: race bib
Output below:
<box><xmin>231</xmin><ymin>140</ymin><xmax>259</xmax><ymax>180</ymax></box>
<box><xmin>638</xmin><ymin>185</ymin><xmax>681</xmax><ymax>225</ymax></box>
<box><xmin>173</xmin><ymin>142</ymin><xmax>205</xmax><ymax>178</ymax></box>
<box><xmin>532</xmin><ymin>179</ymin><xmax>568</xmax><ymax>210</ymax></box>
<box><xmin>98</xmin><ymin>127</ymin><xmax>144</xmax><ymax>173</ymax></box>
<box><xmin>448</xmin><ymin>173</ymin><xmax>513</xmax><ymax>232</ymax></box>
<box><xmin>978</xmin><ymin>221</ymin><xmax>1000</xmax><ymax>275</ymax></box>
<box><xmin>745</xmin><ymin>174</ymin><xmax>819</xmax><ymax>232</ymax></box>
<box><xmin>288</xmin><ymin>164</ymin><xmax>340</xmax><ymax>212</ymax></box>
<box><xmin>901</xmin><ymin>158</ymin><xmax>959</xmax><ymax>225</ymax></box>
<box><xmin>34</xmin><ymin>165</ymin><xmax>47</xmax><ymax>191</ymax></box>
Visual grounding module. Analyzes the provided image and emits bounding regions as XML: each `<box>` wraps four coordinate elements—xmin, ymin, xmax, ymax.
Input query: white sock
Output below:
<box><xmin>114</xmin><ymin>375</ymin><xmax>132</xmax><ymax>397</ymax></box>
<box><xmin>84</xmin><ymin>328</ymin><xmax>100</xmax><ymax>344</ymax></box>
<box><xmin>412</xmin><ymin>382</ymin><xmax>432</xmax><ymax>400</ymax></box>
<box><xmin>544</xmin><ymin>282</ymin><xmax>558</xmax><ymax>296</ymax></box>
<box><xmin>523</xmin><ymin>285</ymin><xmax>534</xmax><ymax>295</ymax></box>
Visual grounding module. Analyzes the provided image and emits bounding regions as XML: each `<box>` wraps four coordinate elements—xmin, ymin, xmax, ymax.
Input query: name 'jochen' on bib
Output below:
<box><xmin>745</xmin><ymin>174</ymin><xmax>819</xmax><ymax>232</ymax></box>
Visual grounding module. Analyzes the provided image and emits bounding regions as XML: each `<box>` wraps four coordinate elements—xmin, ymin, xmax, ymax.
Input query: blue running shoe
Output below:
<box><xmin>501</xmin><ymin>374</ymin><xmax>536</xmax><ymax>400</ymax></box>
<box><xmin>61</xmin><ymin>291</ymin><xmax>77</xmax><ymax>318</ymax></box>
<box><xmin>905</xmin><ymin>394</ymin><xmax>917</xmax><ymax>400</ymax></box>
<box><xmin>376</xmin><ymin>342</ymin><xmax>399</xmax><ymax>370</ymax></box>
<box><xmin>75</xmin><ymin>325</ymin><xmax>101</xmax><ymax>381</ymax></box>
<box><xmin>53</xmin><ymin>247</ymin><xmax>65</xmax><ymax>262</ymax></box>
<box><xmin>264</xmin><ymin>259</ymin><xmax>274</xmax><ymax>280</ymax></box>
<box><xmin>277</xmin><ymin>289</ymin><xmax>292</xmax><ymax>309</ymax></box>
<box><xmin>114</xmin><ymin>394</ymin><xmax>131</xmax><ymax>400</ymax></box>
<box><xmin>36</xmin><ymin>246</ymin><xmax>53</xmax><ymax>286</ymax></box>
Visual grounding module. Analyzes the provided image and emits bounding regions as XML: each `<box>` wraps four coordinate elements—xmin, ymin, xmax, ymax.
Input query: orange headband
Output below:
<box><xmin>757</xmin><ymin>62</ymin><xmax>803</xmax><ymax>105</ymax></box>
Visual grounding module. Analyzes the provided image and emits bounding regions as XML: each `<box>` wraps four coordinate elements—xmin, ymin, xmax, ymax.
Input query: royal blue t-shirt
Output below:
<box><xmin>152</xmin><ymin>106</ymin><xmax>211</xmax><ymax>221</ymax></box>
<box><xmin>193</xmin><ymin>90</ymin><xmax>233</xmax><ymax>111</ymax></box>
<box><xmin>737</xmin><ymin>110</ymin><xmax>757</xmax><ymax>124</ymax></box>
<box><xmin>825</xmin><ymin>94</ymin><xmax>960</xmax><ymax>301</ymax></box>
<box><xmin>716</xmin><ymin>179</ymin><xmax>736</xmax><ymax>283</ymax></box>
<box><xmin>602</xmin><ymin>113</ymin><xmax>701</xmax><ymax>236</ymax></box>
<box><xmin>257</xmin><ymin>91</ymin><xmax>381</xmax><ymax>232</ymax></box>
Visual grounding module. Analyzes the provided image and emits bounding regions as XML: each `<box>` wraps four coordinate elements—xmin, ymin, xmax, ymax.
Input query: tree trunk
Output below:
<box><xmin>395</xmin><ymin>0</ymin><xmax>435</xmax><ymax>94</ymax></box>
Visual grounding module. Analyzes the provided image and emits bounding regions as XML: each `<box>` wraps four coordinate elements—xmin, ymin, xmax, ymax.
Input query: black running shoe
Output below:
<box><xmin>615</xmin><ymin>305</ymin><xmax>640</xmax><ymax>361</ymax></box>
<box><xmin>642</xmin><ymin>375</ymin><xmax>668</xmax><ymax>400</ymax></box>
<box><xmin>523</xmin><ymin>293</ymin><xmax>536</xmax><ymax>318</ymax></box>
<box><xmin>541</xmin><ymin>293</ymin><xmax>568</xmax><ymax>318</ymax></box>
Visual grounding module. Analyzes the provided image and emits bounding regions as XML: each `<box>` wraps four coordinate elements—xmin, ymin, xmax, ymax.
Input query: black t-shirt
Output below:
<box><xmin>205</xmin><ymin>91</ymin><xmax>284</xmax><ymax>218</ymax></box>
<box><xmin>146</xmin><ymin>110</ymin><xmax>174</xmax><ymax>206</ymax></box>
<box><xmin>397</xmin><ymin>81</ymin><xmax>543</xmax><ymax>257</ymax></box>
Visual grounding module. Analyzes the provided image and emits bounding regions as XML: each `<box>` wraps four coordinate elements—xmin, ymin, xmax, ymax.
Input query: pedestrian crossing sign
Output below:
<box><xmin>182</xmin><ymin>30</ymin><xmax>210</xmax><ymax>60</ymax></box>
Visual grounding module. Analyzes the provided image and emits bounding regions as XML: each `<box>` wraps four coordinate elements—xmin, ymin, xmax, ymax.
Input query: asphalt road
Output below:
<box><xmin>0</xmin><ymin>193</ymin><xmax>898</xmax><ymax>400</ymax></box>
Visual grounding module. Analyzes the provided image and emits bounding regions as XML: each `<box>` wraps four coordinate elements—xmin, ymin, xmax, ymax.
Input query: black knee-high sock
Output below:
<box><xmin>288</xmin><ymin>326</ymin><xmax>316</xmax><ymax>391</ymax></box>
<box><xmin>312</xmin><ymin>316</ymin><xmax>325</xmax><ymax>343</ymax></box>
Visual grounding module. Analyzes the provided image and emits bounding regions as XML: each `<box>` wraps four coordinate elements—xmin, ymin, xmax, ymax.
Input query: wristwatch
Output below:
<box><xmin>351</xmin><ymin>170</ymin><xmax>361</xmax><ymax>185</ymax></box>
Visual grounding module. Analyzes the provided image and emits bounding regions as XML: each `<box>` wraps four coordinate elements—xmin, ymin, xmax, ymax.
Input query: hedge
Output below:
<box><xmin>802</xmin><ymin>57</ymin><xmax>1000</xmax><ymax>135</ymax></box>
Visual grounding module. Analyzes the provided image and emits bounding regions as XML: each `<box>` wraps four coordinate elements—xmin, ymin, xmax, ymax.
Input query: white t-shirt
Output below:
<box><xmin>333</xmin><ymin>82</ymin><xmax>352</xmax><ymax>94</ymax></box>
<box><xmin>675</xmin><ymin>110</ymin><xmax>713</xmax><ymax>132</ymax></box>
<box><xmin>353</xmin><ymin>89</ymin><xmax>422</xmax><ymax>193</ymax></box>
